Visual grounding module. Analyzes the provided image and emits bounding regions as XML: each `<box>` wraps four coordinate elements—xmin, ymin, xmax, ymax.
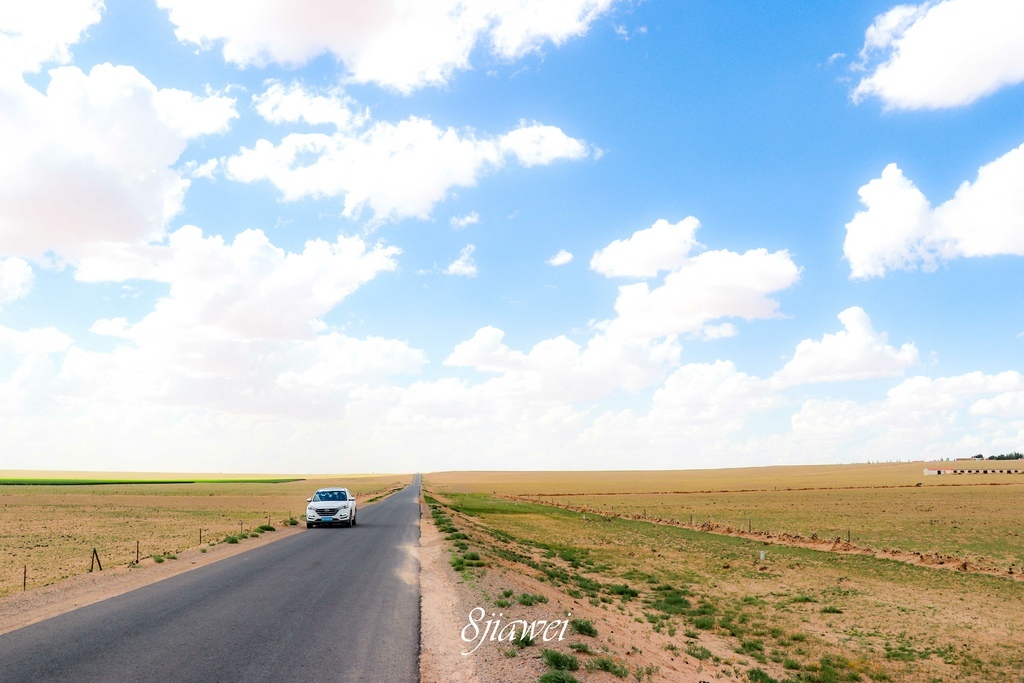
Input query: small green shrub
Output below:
<box><xmin>514</xmin><ymin>631</ymin><xmax>536</xmax><ymax>648</ymax></box>
<box><xmin>791</xmin><ymin>595</ymin><xmax>817</xmax><ymax>604</ymax></box>
<box><xmin>539</xmin><ymin>671</ymin><xmax>580</xmax><ymax>683</ymax></box>
<box><xmin>225</xmin><ymin>535</ymin><xmax>238</xmax><ymax>544</ymax></box>
<box><xmin>165</xmin><ymin>553</ymin><xmax>178</xmax><ymax>560</ymax></box>
<box><xmin>569</xmin><ymin>642</ymin><xmax>593</xmax><ymax>654</ymax></box>
<box><xmin>783</xmin><ymin>658</ymin><xmax>801</xmax><ymax>670</ymax></box>
<box><xmin>822</xmin><ymin>606</ymin><xmax>843</xmax><ymax>614</ymax></box>
<box><xmin>693</xmin><ymin>616</ymin><xmax>715</xmax><ymax>630</ymax></box>
<box><xmin>586</xmin><ymin>656</ymin><xmax>628</xmax><ymax>678</ymax></box>
<box><xmin>496</xmin><ymin>599</ymin><xmax>511</xmax><ymax>608</ymax></box>
<box><xmin>542</xmin><ymin>649</ymin><xmax>579</xmax><ymax>671</ymax></box>
<box><xmin>200</xmin><ymin>548</ymin><xmax>207</xmax><ymax>553</ymax></box>
<box><xmin>257</xmin><ymin>524</ymin><xmax>276</xmax><ymax>532</ymax></box>
<box><xmin>151</xmin><ymin>554</ymin><xmax>164</xmax><ymax>563</ymax></box>
<box><xmin>502</xmin><ymin>589</ymin><xmax>514</xmax><ymax>597</ymax></box>
<box><xmin>569</xmin><ymin>619</ymin><xmax>598</xmax><ymax>637</ymax></box>
<box><xmin>606</xmin><ymin>584</ymin><xmax>639</xmax><ymax>599</ymax></box>
<box><xmin>518</xmin><ymin>593</ymin><xmax>549</xmax><ymax>606</ymax></box>
<box><xmin>686</xmin><ymin>644</ymin><xmax>712</xmax><ymax>660</ymax></box>
<box><xmin>747</xmin><ymin>669</ymin><xmax>779</xmax><ymax>683</ymax></box>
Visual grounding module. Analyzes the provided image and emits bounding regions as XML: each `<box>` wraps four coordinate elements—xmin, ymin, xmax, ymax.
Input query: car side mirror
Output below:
<box><xmin>306</xmin><ymin>498</ymin><xmax>312</xmax><ymax>502</ymax></box>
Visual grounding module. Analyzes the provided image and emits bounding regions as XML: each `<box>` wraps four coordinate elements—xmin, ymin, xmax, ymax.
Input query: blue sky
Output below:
<box><xmin>1</xmin><ymin>0</ymin><xmax>1022</xmax><ymax>473</ymax></box>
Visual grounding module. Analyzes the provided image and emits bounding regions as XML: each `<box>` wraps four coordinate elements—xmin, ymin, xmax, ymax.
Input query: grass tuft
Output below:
<box><xmin>569</xmin><ymin>618</ymin><xmax>598</xmax><ymax>637</ymax></box>
<box><xmin>542</xmin><ymin>649</ymin><xmax>580</xmax><ymax>671</ymax></box>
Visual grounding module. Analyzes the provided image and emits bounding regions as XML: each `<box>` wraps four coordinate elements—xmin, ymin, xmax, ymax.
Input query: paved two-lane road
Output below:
<box><xmin>0</xmin><ymin>477</ymin><xmax>422</xmax><ymax>683</ymax></box>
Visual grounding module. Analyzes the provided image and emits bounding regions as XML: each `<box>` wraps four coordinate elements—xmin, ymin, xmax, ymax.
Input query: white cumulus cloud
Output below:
<box><xmin>0</xmin><ymin>64</ymin><xmax>237</xmax><ymax>264</ymax></box>
<box><xmin>607</xmin><ymin>248</ymin><xmax>801</xmax><ymax>340</ymax></box>
<box><xmin>773</xmin><ymin>307</ymin><xmax>918</xmax><ymax>387</ymax></box>
<box><xmin>450</xmin><ymin>212</ymin><xmax>480</xmax><ymax>229</ymax></box>
<box><xmin>444</xmin><ymin>325</ymin><xmax>680</xmax><ymax>401</ymax></box>
<box><xmin>853</xmin><ymin>0</ymin><xmax>1024</xmax><ymax>110</ymax></box>
<box><xmin>444</xmin><ymin>244</ymin><xmax>478</xmax><ymax>277</ymax></box>
<box><xmin>0</xmin><ymin>257</ymin><xmax>34</xmax><ymax>308</ymax></box>
<box><xmin>547</xmin><ymin>249</ymin><xmax>573</xmax><ymax>266</ymax></box>
<box><xmin>591</xmin><ymin>217</ymin><xmax>702</xmax><ymax>278</ymax></box>
<box><xmin>226</xmin><ymin>84</ymin><xmax>591</xmax><ymax>223</ymax></box>
<box><xmin>252</xmin><ymin>80</ymin><xmax>367</xmax><ymax>131</ymax></box>
<box><xmin>157</xmin><ymin>0</ymin><xmax>619</xmax><ymax>93</ymax></box>
<box><xmin>0</xmin><ymin>0</ymin><xmax>103</xmax><ymax>76</ymax></box>
<box><xmin>844</xmin><ymin>143</ymin><xmax>1024</xmax><ymax>278</ymax></box>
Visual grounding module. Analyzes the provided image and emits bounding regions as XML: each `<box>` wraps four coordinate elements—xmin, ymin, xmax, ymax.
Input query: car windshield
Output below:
<box><xmin>313</xmin><ymin>490</ymin><xmax>347</xmax><ymax>502</ymax></box>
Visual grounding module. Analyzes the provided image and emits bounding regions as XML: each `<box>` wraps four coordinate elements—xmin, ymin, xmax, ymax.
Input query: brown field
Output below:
<box><xmin>428</xmin><ymin>463</ymin><xmax>1024</xmax><ymax>567</ymax></box>
<box><xmin>423</xmin><ymin>464</ymin><xmax>1024</xmax><ymax>682</ymax></box>
<box><xmin>0</xmin><ymin>472</ymin><xmax>412</xmax><ymax>597</ymax></box>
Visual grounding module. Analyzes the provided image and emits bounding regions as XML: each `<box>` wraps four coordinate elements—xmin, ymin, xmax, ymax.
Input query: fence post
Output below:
<box><xmin>90</xmin><ymin>548</ymin><xmax>102</xmax><ymax>572</ymax></box>
<box><xmin>23</xmin><ymin>565</ymin><xmax>26</xmax><ymax>591</ymax></box>
<box><xmin>136</xmin><ymin>540</ymin><xmax>140</xmax><ymax>564</ymax></box>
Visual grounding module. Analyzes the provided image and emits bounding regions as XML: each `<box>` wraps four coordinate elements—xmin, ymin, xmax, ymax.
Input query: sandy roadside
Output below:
<box><xmin>419</xmin><ymin>494</ymin><xmax>719</xmax><ymax>683</ymax></box>
<box><xmin>0</xmin><ymin>492</ymin><xmax>400</xmax><ymax>636</ymax></box>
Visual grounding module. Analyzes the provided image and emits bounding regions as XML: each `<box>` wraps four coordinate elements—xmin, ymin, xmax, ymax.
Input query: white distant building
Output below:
<box><xmin>924</xmin><ymin>466</ymin><xmax>1024</xmax><ymax>475</ymax></box>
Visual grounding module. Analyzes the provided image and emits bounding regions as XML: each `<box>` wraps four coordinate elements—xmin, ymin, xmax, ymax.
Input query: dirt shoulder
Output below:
<box><xmin>419</xmin><ymin>495</ymin><xmax>722</xmax><ymax>683</ymax></box>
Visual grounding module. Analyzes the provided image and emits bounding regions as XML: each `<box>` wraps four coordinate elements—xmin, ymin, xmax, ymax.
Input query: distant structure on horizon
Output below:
<box><xmin>924</xmin><ymin>466</ymin><xmax>1024</xmax><ymax>475</ymax></box>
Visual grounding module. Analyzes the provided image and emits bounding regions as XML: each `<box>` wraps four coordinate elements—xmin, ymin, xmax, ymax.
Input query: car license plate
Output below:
<box><xmin>322</xmin><ymin>516</ymin><xmax>333</xmax><ymax>523</ymax></box>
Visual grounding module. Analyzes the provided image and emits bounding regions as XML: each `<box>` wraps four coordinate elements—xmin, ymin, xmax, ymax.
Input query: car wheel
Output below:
<box><xmin>306</xmin><ymin>522</ymin><xmax>313</xmax><ymax>528</ymax></box>
<box><xmin>352</xmin><ymin>512</ymin><xmax>357</xmax><ymax>526</ymax></box>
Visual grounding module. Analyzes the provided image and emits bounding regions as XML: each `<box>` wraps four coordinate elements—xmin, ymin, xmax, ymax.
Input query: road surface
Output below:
<box><xmin>0</xmin><ymin>477</ymin><xmax>422</xmax><ymax>683</ymax></box>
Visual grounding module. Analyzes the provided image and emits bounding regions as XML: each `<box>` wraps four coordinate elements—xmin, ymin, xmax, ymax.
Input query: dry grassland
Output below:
<box><xmin>424</xmin><ymin>464</ymin><xmax>1024</xmax><ymax>682</ymax></box>
<box><xmin>0</xmin><ymin>472</ymin><xmax>411</xmax><ymax>597</ymax></box>
<box><xmin>429</xmin><ymin>463</ymin><xmax>1024</xmax><ymax>567</ymax></box>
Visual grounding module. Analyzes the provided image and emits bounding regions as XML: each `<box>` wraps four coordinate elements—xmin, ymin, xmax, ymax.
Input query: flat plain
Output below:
<box><xmin>424</xmin><ymin>463</ymin><xmax>1024</xmax><ymax>682</ymax></box>
<box><xmin>0</xmin><ymin>471</ymin><xmax>411</xmax><ymax>597</ymax></box>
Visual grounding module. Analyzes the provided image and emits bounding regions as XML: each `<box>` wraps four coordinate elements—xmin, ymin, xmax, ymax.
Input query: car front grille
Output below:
<box><xmin>317</xmin><ymin>507</ymin><xmax>341</xmax><ymax>516</ymax></box>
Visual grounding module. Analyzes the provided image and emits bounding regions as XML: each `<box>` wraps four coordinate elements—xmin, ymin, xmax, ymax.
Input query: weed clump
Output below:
<box><xmin>514</xmin><ymin>631</ymin><xmax>536</xmax><ymax>648</ymax></box>
<box><xmin>539</xmin><ymin>671</ymin><xmax>580</xmax><ymax>683</ymax></box>
<box><xmin>517</xmin><ymin>592</ymin><xmax>549</xmax><ymax>606</ymax></box>
<box><xmin>569</xmin><ymin>618</ymin><xmax>598</xmax><ymax>637</ymax></box>
<box><xmin>542</xmin><ymin>649</ymin><xmax>580</xmax><ymax>671</ymax></box>
<box><xmin>586</xmin><ymin>656</ymin><xmax>628</xmax><ymax>678</ymax></box>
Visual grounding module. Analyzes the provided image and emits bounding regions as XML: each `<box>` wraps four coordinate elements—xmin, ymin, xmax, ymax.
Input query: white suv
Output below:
<box><xmin>305</xmin><ymin>487</ymin><xmax>358</xmax><ymax>528</ymax></box>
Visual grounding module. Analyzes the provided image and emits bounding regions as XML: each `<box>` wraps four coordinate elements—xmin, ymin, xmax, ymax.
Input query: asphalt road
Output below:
<box><xmin>0</xmin><ymin>477</ymin><xmax>422</xmax><ymax>683</ymax></box>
